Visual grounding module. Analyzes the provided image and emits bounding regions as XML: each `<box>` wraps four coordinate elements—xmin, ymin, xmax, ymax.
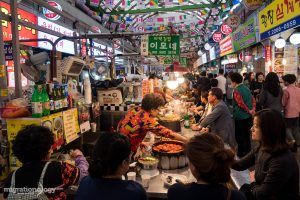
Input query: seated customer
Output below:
<box><xmin>3</xmin><ymin>125</ymin><xmax>89</xmax><ymax>200</ymax></box>
<box><xmin>168</xmin><ymin>133</ymin><xmax>246</xmax><ymax>200</ymax></box>
<box><xmin>232</xmin><ymin>109</ymin><xmax>299</xmax><ymax>200</ymax></box>
<box><xmin>193</xmin><ymin>88</ymin><xmax>236</xmax><ymax>147</ymax></box>
<box><xmin>76</xmin><ymin>132</ymin><xmax>146</xmax><ymax>200</ymax></box>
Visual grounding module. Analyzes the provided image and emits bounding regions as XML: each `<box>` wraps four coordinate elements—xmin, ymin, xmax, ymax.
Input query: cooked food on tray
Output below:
<box><xmin>159</xmin><ymin>113</ymin><xmax>181</xmax><ymax>121</ymax></box>
<box><xmin>138</xmin><ymin>156</ymin><xmax>158</xmax><ymax>165</ymax></box>
<box><xmin>153</xmin><ymin>143</ymin><xmax>183</xmax><ymax>153</ymax></box>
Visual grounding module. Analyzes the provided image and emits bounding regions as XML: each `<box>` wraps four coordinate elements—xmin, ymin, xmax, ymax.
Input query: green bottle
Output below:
<box><xmin>32</xmin><ymin>84</ymin><xmax>43</xmax><ymax>118</ymax></box>
<box><xmin>42</xmin><ymin>85</ymin><xmax>50</xmax><ymax>116</ymax></box>
<box><xmin>184</xmin><ymin>114</ymin><xmax>190</xmax><ymax>129</ymax></box>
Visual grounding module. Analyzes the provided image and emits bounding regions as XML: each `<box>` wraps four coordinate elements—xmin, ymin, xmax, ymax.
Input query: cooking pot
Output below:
<box><xmin>158</xmin><ymin>120</ymin><xmax>181</xmax><ymax>132</ymax></box>
<box><xmin>152</xmin><ymin>141</ymin><xmax>187</xmax><ymax>170</ymax></box>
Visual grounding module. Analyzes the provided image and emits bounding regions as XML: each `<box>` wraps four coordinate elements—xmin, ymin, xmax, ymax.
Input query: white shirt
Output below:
<box><xmin>216</xmin><ymin>75</ymin><xmax>227</xmax><ymax>94</ymax></box>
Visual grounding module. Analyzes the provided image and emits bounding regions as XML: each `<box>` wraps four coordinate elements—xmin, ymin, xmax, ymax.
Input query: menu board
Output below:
<box><xmin>274</xmin><ymin>47</ymin><xmax>284</xmax><ymax>75</ymax></box>
<box><xmin>63</xmin><ymin>108</ymin><xmax>80</xmax><ymax>144</ymax></box>
<box><xmin>284</xmin><ymin>44</ymin><xmax>298</xmax><ymax>75</ymax></box>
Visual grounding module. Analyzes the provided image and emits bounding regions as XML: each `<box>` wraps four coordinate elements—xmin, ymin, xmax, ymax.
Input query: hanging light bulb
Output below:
<box><xmin>174</xmin><ymin>72</ymin><xmax>180</xmax><ymax>77</ymax></box>
<box><xmin>198</xmin><ymin>50</ymin><xmax>203</xmax><ymax>56</ymax></box>
<box><xmin>282</xmin><ymin>58</ymin><xmax>287</xmax><ymax>65</ymax></box>
<box><xmin>290</xmin><ymin>32</ymin><xmax>300</xmax><ymax>45</ymax></box>
<box><xmin>204</xmin><ymin>43</ymin><xmax>211</xmax><ymax>50</ymax></box>
<box><xmin>275</xmin><ymin>37</ymin><xmax>286</xmax><ymax>48</ymax></box>
<box><xmin>167</xmin><ymin>80</ymin><xmax>179</xmax><ymax>90</ymax></box>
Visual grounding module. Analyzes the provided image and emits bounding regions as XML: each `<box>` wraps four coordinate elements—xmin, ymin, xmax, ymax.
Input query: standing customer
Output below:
<box><xmin>258</xmin><ymin>72</ymin><xmax>283</xmax><ymax>112</ymax></box>
<box><xmin>168</xmin><ymin>133</ymin><xmax>246</xmax><ymax>200</ymax></box>
<box><xmin>230</xmin><ymin>73</ymin><xmax>256</xmax><ymax>157</ymax></box>
<box><xmin>192</xmin><ymin>88</ymin><xmax>236</xmax><ymax>147</ymax></box>
<box><xmin>76</xmin><ymin>132</ymin><xmax>147</xmax><ymax>200</ymax></box>
<box><xmin>216</xmin><ymin>68</ymin><xmax>227</xmax><ymax>100</ymax></box>
<box><xmin>250</xmin><ymin>72</ymin><xmax>264</xmax><ymax>99</ymax></box>
<box><xmin>232</xmin><ymin>109</ymin><xmax>299</xmax><ymax>200</ymax></box>
<box><xmin>225</xmin><ymin>72</ymin><xmax>234</xmax><ymax>106</ymax></box>
<box><xmin>3</xmin><ymin>125</ymin><xmax>89</xmax><ymax>200</ymax></box>
<box><xmin>282</xmin><ymin>74</ymin><xmax>300</xmax><ymax>149</ymax></box>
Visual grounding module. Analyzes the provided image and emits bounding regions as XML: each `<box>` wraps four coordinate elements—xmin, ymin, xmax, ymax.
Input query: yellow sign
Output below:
<box><xmin>63</xmin><ymin>108</ymin><xmax>80</xmax><ymax>144</ymax></box>
<box><xmin>7</xmin><ymin>118</ymin><xmax>40</xmax><ymax>171</ymax></box>
<box><xmin>0</xmin><ymin>65</ymin><xmax>5</xmax><ymax>77</ymax></box>
<box><xmin>259</xmin><ymin>0</ymin><xmax>300</xmax><ymax>40</ymax></box>
<box><xmin>0</xmin><ymin>89</ymin><xmax>8</xmax><ymax>97</ymax></box>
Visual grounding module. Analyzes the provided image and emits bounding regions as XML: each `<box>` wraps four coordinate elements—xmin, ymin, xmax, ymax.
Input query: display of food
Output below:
<box><xmin>159</xmin><ymin>113</ymin><xmax>181</xmax><ymax>121</ymax></box>
<box><xmin>138</xmin><ymin>156</ymin><xmax>159</xmax><ymax>170</ymax></box>
<box><xmin>153</xmin><ymin>143</ymin><xmax>183</xmax><ymax>153</ymax></box>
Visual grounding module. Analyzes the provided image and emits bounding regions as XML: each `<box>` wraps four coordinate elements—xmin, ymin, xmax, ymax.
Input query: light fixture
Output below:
<box><xmin>275</xmin><ymin>37</ymin><xmax>286</xmax><ymax>48</ymax></box>
<box><xmin>174</xmin><ymin>72</ymin><xmax>180</xmax><ymax>77</ymax></box>
<box><xmin>177</xmin><ymin>77</ymin><xmax>185</xmax><ymax>84</ymax></box>
<box><xmin>167</xmin><ymin>72</ymin><xmax>179</xmax><ymax>90</ymax></box>
<box><xmin>290</xmin><ymin>32</ymin><xmax>300</xmax><ymax>45</ymax></box>
<box><xmin>282</xmin><ymin>58</ymin><xmax>287</xmax><ymax>65</ymax></box>
<box><xmin>204</xmin><ymin>43</ymin><xmax>211</xmax><ymax>50</ymax></box>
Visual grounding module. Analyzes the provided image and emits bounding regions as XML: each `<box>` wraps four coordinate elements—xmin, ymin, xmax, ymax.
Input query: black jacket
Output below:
<box><xmin>232</xmin><ymin>146</ymin><xmax>299</xmax><ymax>200</ymax></box>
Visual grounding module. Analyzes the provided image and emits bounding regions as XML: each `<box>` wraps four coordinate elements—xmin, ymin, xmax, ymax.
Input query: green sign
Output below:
<box><xmin>148</xmin><ymin>35</ymin><xmax>180</xmax><ymax>56</ymax></box>
<box><xmin>159</xmin><ymin>56</ymin><xmax>187</xmax><ymax>67</ymax></box>
<box><xmin>232</xmin><ymin>18</ymin><xmax>256</xmax><ymax>51</ymax></box>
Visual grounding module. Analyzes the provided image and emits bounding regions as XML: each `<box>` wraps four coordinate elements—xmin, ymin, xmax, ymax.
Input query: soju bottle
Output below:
<box><xmin>184</xmin><ymin>114</ymin><xmax>190</xmax><ymax>129</ymax></box>
<box><xmin>47</xmin><ymin>83</ymin><xmax>55</xmax><ymax>114</ymax></box>
<box><xmin>42</xmin><ymin>85</ymin><xmax>50</xmax><ymax>116</ymax></box>
<box><xmin>54</xmin><ymin>88</ymin><xmax>60</xmax><ymax>113</ymax></box>
<box><xmin>32</xmin><ymin>84</ymin><xmax>43</xmax><ymax>118</ymax></box>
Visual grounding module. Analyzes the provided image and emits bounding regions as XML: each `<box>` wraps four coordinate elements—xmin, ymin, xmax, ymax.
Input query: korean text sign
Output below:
<box><xmin>259</xmin><ymin>0</ymin><xmax>300</xmax><ymax>40</ymax></box>
<box><xmin>0</xmin><ymin>2</ymin><xmax>38</xmax><ymax>47</ymax></box>
<box><xmin>148</xmin><ymin>35</ymin><xmax>180</xmax><ymax>56</ymax></box>
<box><xmin>232</xmin><ymin>18</ymin><xmax>256</xmax><ymax>51</ymax></box>
<box><xmin>220</xmin><ymin>35</ymin><xmax>234</xmax><ymax>57</ymax></box>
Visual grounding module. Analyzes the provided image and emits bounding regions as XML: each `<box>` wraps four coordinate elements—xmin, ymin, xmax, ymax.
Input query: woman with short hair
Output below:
<box><xmin>232</xmin><ymin>109</ymin><xmax>299</xmax><ymax>200</ymax></box>
<box><xmin>76</xmin><ymin>132</ymin><xmax>146</xmax><ymax>200</ymax></box>
<box><xmin>168</xmin><ymin>133</ymin><xmax>246</xmax><ymax>200</ymax></box>
<box><xmin>118</xmin><ymin>93</ymin><xmax>187</xmax><ymax>154</ymax></box>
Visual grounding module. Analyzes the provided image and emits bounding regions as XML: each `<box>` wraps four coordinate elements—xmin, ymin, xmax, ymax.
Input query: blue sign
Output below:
<box><xmin>4</xmin><ymin>44</ymin><xmax>13</xmax><ymax>60</ymax></box>
<box><xmin>260</xmin><ymin>15</ymin><xmax>300</xmax><ymax>41</ymax></box>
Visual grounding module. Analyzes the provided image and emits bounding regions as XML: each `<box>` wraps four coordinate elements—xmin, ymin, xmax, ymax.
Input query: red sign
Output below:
<box><xmin>81</xmin><ymin>39</ymin><xmax>87</xmax><ymax>57</ymax></box>
<box><xmin>221</xmin><ymin>24</ymin><xmax>232</xmax><ymax>35</ymax></box>
<box><xmin>213</xmin><ymin>32</ymin><xmax>223</xmax><ymax>42</ymax></box>
<box><xmin>113</xmin><ymin>39</ymin><xmax>121</xmax><ymax>49</ymax></box>
<box><xmin>220</xmin><ymin>35</ymin><xmax>233</xmax><ymax>57</ymax></box>
<box><xmin>265</xmin><ymin>45</ymin><xmax>272</xmax><ymax>73</ymax></box>
<box><xmin>0</xmin><ymin>2</ymin><xmax>38</xmax><ymax>46</ymax></box>
<box><xmin>43</xmin><ymin>1</ymin><xmax>62</xmax><ymax>21</ymax></box>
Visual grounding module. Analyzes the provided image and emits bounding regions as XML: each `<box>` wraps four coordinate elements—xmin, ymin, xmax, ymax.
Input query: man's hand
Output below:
<box><xmin>191</xmin><ymin>124</ymin><xmax>201</xmax><ymax>131</ymax></box>
<box><xmin>249</xmin><ymin>170</ymin><xmax>255</xmax><ymax>183</ymax></box>
<box><xmin>199</xmin><ymin>127</ymin><xmax>209</xmax><ymax>134</ymax></box>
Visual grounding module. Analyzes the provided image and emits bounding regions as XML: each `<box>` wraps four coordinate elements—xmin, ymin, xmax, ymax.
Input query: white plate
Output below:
<box><xmin>162</xmin><ymin>173</ymin><xmax>187</xmax><ymax>187</ymax></box>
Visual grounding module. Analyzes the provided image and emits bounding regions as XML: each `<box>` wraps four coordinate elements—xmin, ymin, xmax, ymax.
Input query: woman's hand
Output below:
<box><xmin>191</xmin><ymin>124</ymin><xmax>201</xmax><ymax>131</ymax></box>
<box><xmin>70</xmin><ymin>149</ymin><xmax>83</xmax><ymax>159</ymax></box>
<box><xmin>249</xmin><ymin>170</ymin><xmax>255</xmax><ymax>183</ymax></box>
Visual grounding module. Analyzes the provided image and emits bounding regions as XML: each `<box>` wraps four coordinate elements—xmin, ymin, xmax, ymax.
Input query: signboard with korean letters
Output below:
<box><xmin>148</xmin><ymin>35</ymin><xmax>180</xmax><ymax>56</ymax></box>
<box><xmin>38</xmin><ymin>17</ymin><xmax>74</xmax><ymax>54</ymax></box>
<box><xmin>259</xmin><ymin>0</ymin><xmax>300</xmax><ymax>40</ymax></box>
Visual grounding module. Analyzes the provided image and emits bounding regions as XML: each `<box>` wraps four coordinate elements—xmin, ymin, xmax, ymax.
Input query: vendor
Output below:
<box><xmin>117</xmin><ymin>93</ymin><xmax>187</xmax><ymax>154</ymax></box>
<box><xmin>163</xmin><ymin>87</ymin><xmax>174</xmax><ymax>102</ymax></box>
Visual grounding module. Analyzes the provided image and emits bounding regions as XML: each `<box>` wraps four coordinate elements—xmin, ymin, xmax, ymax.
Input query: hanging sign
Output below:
<box><xmin>213</xmin><ymin>32</ymin><xmax>223</xmax><ymax>42</ymax></box>
<box><xmin>148</xmin><ymin>35</ymin><xmax>180</xmax><ymax>56</ymax></box>
<box><xmin>259</xmin><ymin>0</ymin><xmax>300</xmax><ymax>40</ymax></box>
<box><xmin>4</xmin><ymin>44</ymin><xmax>13</xmax><ymax>60</ymax></box>
<box><xmin>220</xmin><ymin>35</ymin><xmax>234</xmax><ymax>57</ymax></box>
<box><xmin>265</xmin><ymin>45</ymin><xmax>272</xmax><ymax>73</ymax></box>
<box><xmin>140</xmin><ymin>35</ymin><xmax>149</xmax><ymax>56</ymax></box>
<box><xmin>221</xmin><ymin>24</ymin><xmax>232</xmax><ymax>35</ymax></box>
<box><xmin>232</xmin><ymin>18</ymin><xmax>256</xmax><ymax>51</ymax></box>
<box><xmin>226</xmin><ymin>14</ymin><xmax>240</xmax><ymax>28</ymax></box>
<box><xmin>243</xmin><ymin>0</ymin><xmax>263</xmax><ymax>10</ymax></box>
<box><xmin>0</xmin><ymin>2</ymin><xmax>38</xmax><ymax>47</ymax></box>
<box><xmin>202</xmin><ymin>53</ymin><xmax>207</xmax><ymax>64</ymax></box>
<box><xmin>42</xmin><ymin>1</ymin><xmax>62</xmax><ymax>21</ymax></box>
<box><xmin>209</xmin><ymin>47</ymin><xmax>216</xmax><ymax>60</ymax></box>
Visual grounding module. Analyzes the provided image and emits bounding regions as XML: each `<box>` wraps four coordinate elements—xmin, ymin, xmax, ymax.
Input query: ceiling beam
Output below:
<box><xmin>109</xmin><ymin>4</ymin><xmax>219</xmax><ymax>15</ymax></box>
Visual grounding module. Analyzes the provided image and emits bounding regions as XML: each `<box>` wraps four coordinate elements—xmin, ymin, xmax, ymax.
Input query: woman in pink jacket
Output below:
<box><xmin>282</xmin><ymin>74</ymin><xmax>300</xmax><ymax>151</ymax></box>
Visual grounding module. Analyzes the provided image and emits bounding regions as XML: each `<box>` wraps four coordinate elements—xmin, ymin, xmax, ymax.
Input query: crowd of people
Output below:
<box><xmin>1</xmin><ymin>70</ymin><xmax>300</xmax><ymax>200</ymax></box>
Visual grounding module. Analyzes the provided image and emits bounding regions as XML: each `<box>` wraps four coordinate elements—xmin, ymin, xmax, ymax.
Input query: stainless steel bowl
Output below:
<box><xmin>138</xmin><ymin>157</ymin><xmax>159</xmax><ymax>170</ymax></box>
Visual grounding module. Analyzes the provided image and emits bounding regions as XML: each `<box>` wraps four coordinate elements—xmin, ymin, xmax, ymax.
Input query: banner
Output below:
<box><xmin>259</xmin><ymin>0</ymin><xmax>300</xmax><ymax>40</ymax></box>
<box><xmin>0</xmin><ymin>2</ymin><xmax>38</xmax><ymax>46</ymax></box>
<box><xmin>148</xmin><ymin>35</ymin><xmax>180</xmax><ymax>56</ymax></box>
<box><xmin>220</xmin><ymin>35</ymin><xmax>234</xmax><ymax>57</ymax></box>
<box><xmin>232</xmin><ymin>18</ymin><xmax>256</xmax><ymax>51</ymax></box>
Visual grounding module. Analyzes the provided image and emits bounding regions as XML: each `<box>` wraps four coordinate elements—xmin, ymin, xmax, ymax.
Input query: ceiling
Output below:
<box><xmin>79</xmin><ymin>0</ymin><xmax>235</xmax><ymax>53</ymax></box>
